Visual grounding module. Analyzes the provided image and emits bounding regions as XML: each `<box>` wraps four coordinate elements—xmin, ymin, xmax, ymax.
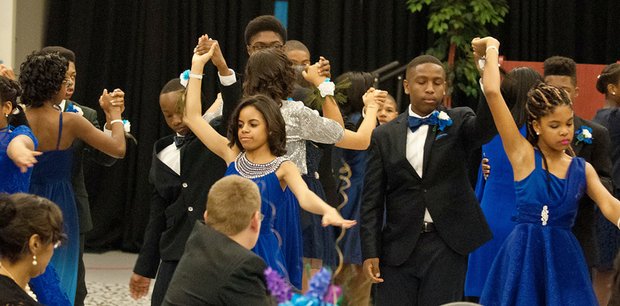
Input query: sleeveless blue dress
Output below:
<box><xmin>0</xmin><ymin>125</ymin><xmax>37</xmax><ymax>193</ymax></box>
<box><xmin>465</xmin><ymin>126</ymin><xmax>526</xmax><ymax>297</ymax></box>
<box><xmin>480</xmin><ymin>150</ymin><xmax>597</xmax><ymax>305</ymax></box>
<box><xmin>300</xmin><ymin>141</ymin><xmax>337</xmax><ymax>266</ymax></box>
<box><xmin>29</xmin><ymin>113</ymin><xmax>77</xmax><ymax>306</ymax></box>
<box><xmin>225</xmin><ymin>153</ymin><xmax>302</xmax><ymax>289</ymax></box>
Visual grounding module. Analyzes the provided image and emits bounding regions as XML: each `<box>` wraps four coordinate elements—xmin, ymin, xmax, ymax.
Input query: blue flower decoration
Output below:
<box><xmin>434</xmin><ymin>110</ymin><xmax>453</xmax><ymax>131</ymax></box>
<box><xmin>65</xmin><ymin>103</ymin><xmax>79</xmax><ymax>113</ymax></box>
<box><xmin>575</xmin><ymin>125</ymin><xmax>593</xmax><ymax>144</ymax></box>
<box><xmin>179</xmin><ymin>69</ymin><xmax>190</xmax><ymax>87</ymax></box>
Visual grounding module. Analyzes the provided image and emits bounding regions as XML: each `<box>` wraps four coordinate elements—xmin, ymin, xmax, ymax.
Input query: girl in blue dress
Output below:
<box><xmin>474</xmin><ymin>36</ymin><xmax>620</xmax><ymax>305</ymax></box>
<box><xmin>18</xmin><ymin>51</ymin><xmax>126</xmax><ymax>305</ymax></box>
<box><xmin>0</xmin><ymin>76</ymin><xmax>40</xmax><ymax>194</ymax></box>
<box><xmin>183</xmin><ymin>37</ymin><xmax>356</xmax><ymax>289</ymax></box>
<box><xmin>465</xmin><ymin>67</ymin><xmax>542</xmax><ymax>298</ymax></box>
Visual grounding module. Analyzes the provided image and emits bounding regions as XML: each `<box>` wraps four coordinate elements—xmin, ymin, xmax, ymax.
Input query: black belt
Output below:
<box><xmin>421</xmin><ymin>222</ymin><xmax>436</xmax><ymax>233</ymax></box>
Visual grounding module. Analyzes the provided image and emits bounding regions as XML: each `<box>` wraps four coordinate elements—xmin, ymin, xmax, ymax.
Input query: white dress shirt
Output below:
<box><xmin>157</xmin><ymin>134</ymin><xmax>182</xmax><ymax>175</ymax></box>
<box><xmin>406</xmin><ymin>106</ymin><xmax>434</xmax><ymax>223</ymax></box>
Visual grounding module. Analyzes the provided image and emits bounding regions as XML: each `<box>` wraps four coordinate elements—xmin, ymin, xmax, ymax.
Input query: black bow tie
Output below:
<box><xmin>174</xmin><ymin>134</ymin><xmax>195</xmax><ymax>148</ymax></box>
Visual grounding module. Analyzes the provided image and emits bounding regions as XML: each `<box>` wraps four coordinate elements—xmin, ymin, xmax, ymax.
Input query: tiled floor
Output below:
<box><xmin>83</xmin><ymin>251</ymin><xmax>153</xmax><ymax>306</ymax></box>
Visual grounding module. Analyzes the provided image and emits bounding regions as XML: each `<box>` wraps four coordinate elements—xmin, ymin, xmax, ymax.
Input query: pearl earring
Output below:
<box><xmin>536</xmin><ymin>131</ymin><xmax>540</xmax><ymax>136</ymax></box>
<box><xmin>32</xmin><ymin>255</ymin><xmax>38</xmax><ymax>266</ymax></box>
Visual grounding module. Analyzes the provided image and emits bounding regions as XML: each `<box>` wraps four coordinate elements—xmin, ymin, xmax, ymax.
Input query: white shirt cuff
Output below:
<box><xmin>218</xmin><ymin>69</ymin><xmax>237</xmax><ymax>86</ymax></box>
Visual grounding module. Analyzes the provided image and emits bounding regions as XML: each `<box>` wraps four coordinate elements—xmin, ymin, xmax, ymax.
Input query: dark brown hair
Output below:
<box><xmin>525</xmin><ymin>83</ymin><xmax>573</xmax><ymax>146</ymax></box>
<box><xmin>0</xmin><ymin>76</ymin><xmax>28</xmax><ymax>127</ymax></box>
<box><xmin>244</xmin><ymin>15</ymin><xmax>286</xmax><ymax>46</ymax></box>
<box><xmin>596</xmin><ymin>63</ymin><xmax>620</xmax><ymax>95</ymax></box>
<box><xmin>543</xmin><ymin>56</ymin><xmax>577</xmax><ymax>85</ymax></box>
<box><xmin>243</xmin><ymin>48</ymin><xmax>296</xmax><ymax>102</ymax></box>
<box><xmin>19</xmin><ymin>51</ymin><xmax>68</xmax><ymax>107</ymax></box>
<box><xmin>228</xmin><ymin>95</ymin><xmax>287</xmax><ymax>156</ymax></box>
<box><xmin>0</xmin><ymin>193</ymin><xmax>66</xmax><ymax>263</ymax></box>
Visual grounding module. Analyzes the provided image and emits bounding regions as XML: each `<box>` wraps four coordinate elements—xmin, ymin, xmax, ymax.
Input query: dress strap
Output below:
<box><xmin>534</xmin><ymin>149</ymin><xmax>543</xmax><ymax>169</ymax></box>
<box><xmin>56</xmin><ymin>111</ymin><xmax>64</xmax><ymax>150</ymax></box>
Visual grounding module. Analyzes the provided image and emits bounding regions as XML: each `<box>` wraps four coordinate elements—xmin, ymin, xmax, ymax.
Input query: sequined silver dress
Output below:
<box><xmin>279</xmin><ymin>99</ymin><xmax>344</xmax><ymax>174</ymax></box>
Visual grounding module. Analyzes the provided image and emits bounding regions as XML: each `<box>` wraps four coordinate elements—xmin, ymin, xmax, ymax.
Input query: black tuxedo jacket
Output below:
<box><xmin>134</xmin><ymin>80</ymin><xmax>238</xmax><ymax>278</ymax></box>
<box><xmin>162</xmin><ymin>222</ymin><xmax>272</xmax><ymax>306</ymax></box>
<box><xmin>64</xmin><ymin>101</ymin><xmax>118</xmax><ymax>234</ymax></box>
<box><xmin>362</xmin><ymin>106</ymin><xmax>495</xmax><ymax>266</ymax></box>
<box><xmin>574</xmin><ymin>115</ymin><xmax>613</xmax><ymax>267</ymax></box>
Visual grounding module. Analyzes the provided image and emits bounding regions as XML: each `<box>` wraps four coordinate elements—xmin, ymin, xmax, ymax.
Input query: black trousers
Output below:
<box><xmin>75</xmin><ymin>234</ymin><xmax>87</xmax><ymax>306</ymax></box>
<box><xmin>151</xmin><ymin>260</ymin><xmax>179</xmax><ymax>306</ymax></box>
<box><xmin>376</xmin><ymin>232</ymin><xmax>467</xmax><ymax>306</ymax></box>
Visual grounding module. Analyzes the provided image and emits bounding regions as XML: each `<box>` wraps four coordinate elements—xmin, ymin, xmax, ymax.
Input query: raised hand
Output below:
<box><xmin>363</xmin><ymin>87</ymin><xmax>387</xmax><ymax>110</ymax></box>
<box><xmin>318</xmin><ymin>56</ymin><xmax>331</xmax><ymax>78</ymax></box>
<box><xmin>302</xmin><ymin>63</ymin><xmax>326</xmax><ymax>87</ymax></box>
<box><xmin>0</xmin><ymin>64</ymin><xmax>16</xmax><ymax>80</ymax></box>
<box><xmin>192</xmin><ymin>35</ymin><xmax>217</xmax><ymax>66</ymax></box>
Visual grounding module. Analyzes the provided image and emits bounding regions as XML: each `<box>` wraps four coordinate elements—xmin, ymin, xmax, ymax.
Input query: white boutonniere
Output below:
<box><xmin>434</xmin><ymin>110</ymin><xmax>453</xmax><ymax>131</ymax></box>
<box><xmin>575</xmin><ymin>125</ymin><xmax>593</xmax><ymax>144</ymax></box>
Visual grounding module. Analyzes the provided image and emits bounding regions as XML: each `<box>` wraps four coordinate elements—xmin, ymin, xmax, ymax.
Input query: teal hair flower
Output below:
<box><xmin>179</xmin><ymin>69</ymin><xmax>190</xmax><ymax>88</ymax></box>
<box><xmin>575</xmin><ymin>125</ymin><xmax>593</xmax><ymax>144</ymax></box>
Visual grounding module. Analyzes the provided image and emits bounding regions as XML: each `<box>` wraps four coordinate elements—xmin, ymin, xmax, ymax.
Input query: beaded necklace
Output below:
<box><xmin>234</xmin><ymin>152</ymin><xmax>285</xmax><ymax>179</ymax></box>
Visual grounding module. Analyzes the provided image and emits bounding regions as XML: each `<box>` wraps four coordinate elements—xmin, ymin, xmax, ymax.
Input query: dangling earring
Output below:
<box><xmin>32</xmin><ymin>255</ymin><xmax>38</xmax><ymax>266</ymax></box>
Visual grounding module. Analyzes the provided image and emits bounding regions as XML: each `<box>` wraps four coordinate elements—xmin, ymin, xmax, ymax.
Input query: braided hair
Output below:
<box><xmin>525</xmin><ymin>83</ymin><xmax>574</xmax><ymax>188</ymax></box>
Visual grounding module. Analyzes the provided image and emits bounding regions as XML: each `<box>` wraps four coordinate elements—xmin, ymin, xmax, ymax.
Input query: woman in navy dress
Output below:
<box><xmin>18</xmin><ymin>51</ymin><xmax>126</xmax><ymax>305</ymax></box>
<box><xmin>474</xmin><ymin>36</ymin><xmax>620</xmax><ymax>305</ymax></box>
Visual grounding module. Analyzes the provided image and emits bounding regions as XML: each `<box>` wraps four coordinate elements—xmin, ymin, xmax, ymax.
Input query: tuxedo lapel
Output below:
<box><xmin>572</xmin><ymin>116</ymin><xmax>584</xmax><ymax>156</ymax></box>
<box><xmin>394</xmin><ymin>114</ymin><xmax>421</xmax><ymax>180</ymax></box>
<box><xmin>422</xmin><ymin>125</ymin><xmax>438</xmax><ymax>176</ymax></box>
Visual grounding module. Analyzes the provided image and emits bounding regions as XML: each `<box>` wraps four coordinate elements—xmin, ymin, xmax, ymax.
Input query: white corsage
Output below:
<box><xmin>435</xmin><ymin>110</ymin><xmax>453</xmax><ymax>131</ymax></box>
<box><xmin>575</xmin><ymin>126</ymin><xmax>593</xmax><ymax>144</ymax></box>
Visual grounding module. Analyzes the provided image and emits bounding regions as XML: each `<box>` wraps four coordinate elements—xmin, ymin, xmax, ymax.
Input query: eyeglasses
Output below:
<box><xmin>248</xmin><ymin>42</ymin><xmax>284</xmax><ymax>52</ymax></box>
<box><xmin>62</xmin><ymin>78</ymin><xmax>74</xmax><ymax>86</ymax></box>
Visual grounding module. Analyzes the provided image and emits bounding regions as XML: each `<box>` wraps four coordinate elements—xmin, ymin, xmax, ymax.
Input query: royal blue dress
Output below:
<box><xmin>480</xmin><ymin>150</ymin><xmax>597</xmax><ymax>305</ymax></box>
<box><xmin>0</xmin><ymin>125</ymin><xmax>37</xmax><ymax>193</ymax></box>
<box><xmin>465</xmin><ymin>127</ymin><xmax>525</xmax><ymax>297</ymax></box>
<box><xmin>225</xmin><ymin>153</ymin><xmax>303</xmax><ymax>289</ymax></box>
<box><xmin>29</xmin><ymin>113</ymin><xmax>77</xmax><ymax>306</ymax></box>
<box><xmin>300</xmin><ymin>141</ymin><xmax>337</xmax><ymax>266</ymax></box>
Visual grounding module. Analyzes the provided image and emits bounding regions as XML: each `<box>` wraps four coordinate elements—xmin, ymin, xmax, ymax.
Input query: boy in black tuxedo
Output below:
<box><xmin>129</xmin><ymin>76</ymin><xmax>235</xmax><ymax>305</ymax></box>
<box><xmin>163</xmin><ymin>175</ymin><xmax>272</xmax><ymax>305</ymax></box>
<box><xmin>361</xmin><ymin>55</ymin><xmax>494</xmax><ymax>305</ymax></box>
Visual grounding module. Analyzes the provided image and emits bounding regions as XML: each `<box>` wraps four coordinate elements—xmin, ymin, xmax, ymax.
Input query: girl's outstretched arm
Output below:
<box><xmin>185</xmin><ymin>35</ymin><xmax>238</xmax><ymax>164</ymax></box>
<box><xmin>277</xmin><ymin>161</ymin><xmax>356</xmax><ymax>228</ymax></box>
<box><xmin>7</xmin><ymin>134</ymin><xmax>41</xmax><ymax>172</ymax></box>
<box><xmin>473</xmin><ymin>37</ymin><xmax>534</xmax><ymax>179</ymax></box>
<box><xmin>586</xmin><ymin>162</ymin><xmax>620</xmax><ymax>226</ymax></box>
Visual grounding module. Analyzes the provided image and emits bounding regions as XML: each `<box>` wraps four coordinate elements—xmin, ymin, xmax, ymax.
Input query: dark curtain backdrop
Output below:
<box><xmin>43</xmin><ymin>0</ymin><xmax>620</xmax><ymax>252</ymax></box>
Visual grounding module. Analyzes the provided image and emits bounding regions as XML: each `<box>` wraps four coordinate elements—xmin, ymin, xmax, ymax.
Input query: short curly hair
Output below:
<box><xmin>244</xmin><ymin>15</ymin><xmax>286</xmax><ymax>46</ymax></box>
<box><xmin>243</xmin><ymin>48</ymin><xmax>296</xmax><ymax>102</ymax></box>
<box><xmin>543</xmin><ymin>56</ymin><xmax>577</xmax><ymax>85</ymax></box>
<box><xmin>19</xmin><ymin>51</ymin><xmax>68</xmax><ymax>108</ymax></box>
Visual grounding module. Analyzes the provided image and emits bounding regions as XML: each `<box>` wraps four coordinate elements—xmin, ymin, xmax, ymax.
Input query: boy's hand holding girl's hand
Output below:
<box><xmin>302</xmin><ymin>62</ymin><xmax>326</xmax><ymax>87</ymax></box>
<box><xmin>471</xmin><ymin>37</ymin><xmax>500</xmax><ymax>58</ymax></box>
<box><xmin>321</xmin><ymin>207</ymin><xmax>357</xmax><ymax>229</ymax></box>
<box><xmin>192</xmin><ymin>34</ymin><xmax>217</xmax><ymax>66</ymax></box>
<box><xmin>363</xmin><ymin>87</ymin><xmax>387</xmax><ymax>110</ymax></box>
<box><xmin>99</xmin><ymin>89</ymin><xmax>124</xmax><ymax>116</ymax></box>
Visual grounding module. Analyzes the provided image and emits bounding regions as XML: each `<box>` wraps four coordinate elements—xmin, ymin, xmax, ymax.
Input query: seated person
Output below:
<box><xmin>162</xmin><ymin>175</ymin><xmax>273</xmax><ymax>305</ymax></box>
